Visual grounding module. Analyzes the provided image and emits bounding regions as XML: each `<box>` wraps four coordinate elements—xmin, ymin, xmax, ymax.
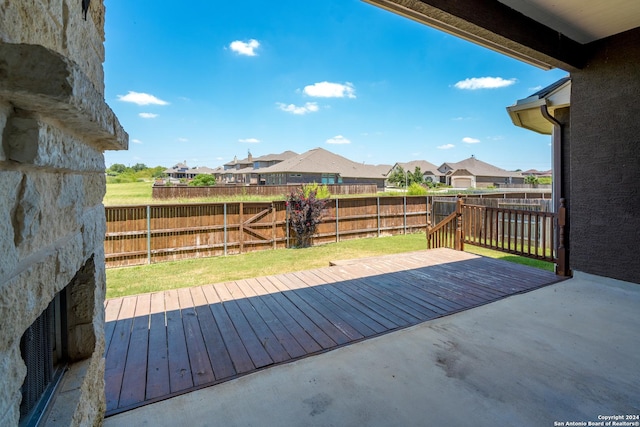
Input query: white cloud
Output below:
<box><xmin>454</xmin><ymin>77</ymin><xmax>516</xmax><ymax>90</ymax></box>
<box><xmin>276</xmin><ymin>102</ymin><xmax>319</xmax><ymax>115</ymax></box>
<box><xmin>239</xmin><ymin>138</ymin><xmax>260</xmax><ymax>143</ymax></box>
<box><xmin>139</xmin><ymin>112</ymin><xmax>158</xmax><ymax>119</ymax></box>
<box><xmin>132</xmin><ymin>139</ymin><xmax>143</xmax><ymax>144</ymax></box>
<box><xmin>117</xmin><ymin>91</ymin><xmax>169</xmax><ymax>105</ymax></box>
<box><xmin>326</xmin><ymin>135</ymin><xmax>351</xmax><ymax>145</ymax></box>
<box><xmin>303</xmin><ymin>81</ymin><xmax>356</xmax><ymax>98</ymax></box>
<box><xmin>229</xmin><ymin>39</ymin><xmax>260</xmax><ymax>56</ymax></box>
<box><xmin>529</xmin><ymin>85</ymin><xmax>543</xmax><ymax>92</ymax></box>
<box><xmin>438</xmin><ymin>144</ymin><xmax>455</xmax><ymax>150</ymax></box>
<box><xmin>177</xmin><ymin>137</ymin><xmax>188</xmax><ymax>142</ymax></box>
<box><xmin>462</xmin><ymin>137</ymin><xmax>480</xmax><ymax>144</ymax></box>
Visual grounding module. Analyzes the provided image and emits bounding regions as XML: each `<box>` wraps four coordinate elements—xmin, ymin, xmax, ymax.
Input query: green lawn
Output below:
<box><xmin>106</xmin><ymin>233</ymin><xmax>554</xmax><ymax>298</ymax></box>
<box><xmin>103</xmin><ymin>181</ymin><xmax>154</xmax><ymax>205</ymax></box>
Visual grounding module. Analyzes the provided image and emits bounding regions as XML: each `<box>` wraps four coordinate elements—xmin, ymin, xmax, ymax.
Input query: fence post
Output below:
<box><xmin>455</xmin><ymin>196</ymin><xmax>464</xmax><ymax>251</ymax></box>
<box><xmin>377</xmin><ymin>196</ymin><xmax>381</xmax><ymax>237</ymax></box>
<box><xmin>335</xmin><ymin>198</ymin><xmax>339</xmax><ymax>243</ymax></box>
<box><xmin>403</xmin><ymin>196</ymin><xmax>407</xmax><ymax>235</ymax></box>
<box><xmin>239</xmin><ymin>202</ymin><xmax>244</xmax><ymax>254</ymax></box>
<box><xmin>285</xmin><ymin>203</ymin><xmax>290</xmax><ymax>248</ymax></box>
<box><xmin>555</xmin><ymin>198</ymin><xmax>570</xmax><ymax>276</ymax></box>
<box><xmin>146</xmin><ymin>205</ymin><xmax>151</xmax><ymax>264</ymax></box>
<box><xmin>223</xmin><ymin>203</ymin><xmax>227</xmax><ymax>256</ymax></box>
<box><xmin>272</xmin><ymin>202</ymin><xmax>276</xmax><ymax>250</ymax></box>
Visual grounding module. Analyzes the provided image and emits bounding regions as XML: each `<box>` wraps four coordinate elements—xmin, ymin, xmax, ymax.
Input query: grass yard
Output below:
<box><xmin>106</xmin><ymin>233</ymin><xmax>554</xmax><ymax>298</ymax></box>
<box><xmin>103</xmin><ymin>181</ymin><xmax>154</xmax><ymax>205</ymax></box>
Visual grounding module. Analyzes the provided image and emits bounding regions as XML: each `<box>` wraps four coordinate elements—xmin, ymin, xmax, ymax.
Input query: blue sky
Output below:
<box><xmin>103</xmin><ymin>0</ymin><xmax>567</xmax><ymax>171</ymax></box>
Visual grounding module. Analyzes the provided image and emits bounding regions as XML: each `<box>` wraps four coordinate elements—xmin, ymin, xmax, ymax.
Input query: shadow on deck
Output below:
<box><xmin>104</xmin><ymin>248</ymin><xmax>564</xmax><ymax>417</ymax></box>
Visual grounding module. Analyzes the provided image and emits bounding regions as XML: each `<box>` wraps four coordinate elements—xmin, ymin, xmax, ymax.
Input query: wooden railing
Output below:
<box><xmin>426</xmin><ymin>197</ymin><xmax>463</xmax><ymax>251</ymax></box>
<box><xmin>427</xmin><ymin>196</ymin><xmax>569</xmax><ymax>276</ymax></box>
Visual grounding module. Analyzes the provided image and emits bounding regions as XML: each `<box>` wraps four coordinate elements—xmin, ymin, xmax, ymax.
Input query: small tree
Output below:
<box><xmin>302</xmin><ymin>182</ymin><xmax>331</xmax><ymax>199</ymax></box>
<box><xmin>189</xmin><ymin>174</ymin><xmax>216</xmax><ymax>186</ymax></box>
<box><xmin>524</xmin><ymin>175</ymin><xmax>539</xmax><ymax>187</ymax></box>
<box><xmin>287</xmin><ymin>186</ymin><xmax>328</xmax><ymax>248</ymax></box>
<box><xmin>407</xmin><ymin>182</ymin><xmax>428</xmax><ymax>195</ymax></box>
<box><xmin>411</xmin><ymin>166</ymin><xmax>424</xmax><ymax>185</ymax></box>
<box><xmin>387</xmin><ymin>166</ymin><xmax>406</xmax><ymax>187</ymax></box>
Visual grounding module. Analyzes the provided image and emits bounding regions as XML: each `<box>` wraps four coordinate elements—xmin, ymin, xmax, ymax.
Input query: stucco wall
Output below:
<box><xmin>570</xmin><ymin>28</ymin><xmax>640</xmax><ymax>284</ymax></box>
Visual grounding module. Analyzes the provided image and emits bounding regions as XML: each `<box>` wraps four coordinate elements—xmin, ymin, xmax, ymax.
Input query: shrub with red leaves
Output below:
<box><xmin>286</xmin><ymin>187</ymin><xmax>328</xmax><ymax>248</ymax></box>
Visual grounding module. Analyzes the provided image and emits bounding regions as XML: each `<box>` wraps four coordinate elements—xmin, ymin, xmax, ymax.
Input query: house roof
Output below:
<box><xmin>163</xmin><ymin>162</ymin><xmax>188</xmax><ymax>174</ymax></box>
<box><xmin>260</xmin><ymin>147</ymin><xmax>391</xmax><ymax>179</ymax></box>
<box><xmin>507</xmin><ymin>77</ymin><xmax>571</xmax><ymax>135</ymax></box>
<box><xmin>395</xmin><ymin>160</ymin><xmax>441</xmax><ymax>176</ymax></box>
<box><xmin>439</xmin><ymin>157</ymin><xmax>522</xmax><ymax>178</ymax></box>
<box><xmin>253</xmin><ymin>151</ymin><xmax>298</xmax><ymax>162</ymax></box>
<box><xmin>365</xmin><ymin>0</ymin><xmax>640</xmax><ymax>70</ymax></box>
<box><xmin>523</xmin><ymin>169</ymin><xmax>552</xmax><ymax>177</ymax></box>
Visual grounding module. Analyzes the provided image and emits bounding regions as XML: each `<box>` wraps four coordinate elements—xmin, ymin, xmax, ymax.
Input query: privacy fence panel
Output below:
<box><xmin>105</xmin><ymin>195</ymin><xmax>553</xmax><ymax>268</ymax></box>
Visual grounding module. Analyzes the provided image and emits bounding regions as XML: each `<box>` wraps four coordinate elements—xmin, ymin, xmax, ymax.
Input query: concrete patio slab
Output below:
<box><xmin>104</xmin><ymin>272</ymin><xmax>640</xmax><ymax>427</ymax></box>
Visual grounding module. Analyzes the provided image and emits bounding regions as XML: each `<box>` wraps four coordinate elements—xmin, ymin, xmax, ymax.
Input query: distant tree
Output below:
<box><xmin>524</xmin><ymin>175</ymin><xmax>540</xmax><ymax>186</ymax></box>
<box><xmin>131</xmin><ymin>163</ymin><xmax>147</xmax><ymax>172</ymax></box>
<box><xmin>108</xmin><ymin>163</ymin><xmax>127</xmax><ymax>174</ymax></box>
<box><xmin>387</xmin><ymin>166</ymin><xmax>407</xmax><ymax>187</ymax></box>
<box><xmin>188</xmin><ymin>174</ymin><xmax>216</xmax><ymax>186</ymax></box>
<box><xmin>407</xmin><ymin>182</ymin><xmax>428</xmax><ymax>195</ymax></box>
<box><xmin>411</xmin><ymin>166</ymin><xmax>424</xmax><ymax>185</ymax></box>
<box><xmin>302</xmin><ymin>183</ymin><xmax>331</xmax><ymax>199</ymax></box>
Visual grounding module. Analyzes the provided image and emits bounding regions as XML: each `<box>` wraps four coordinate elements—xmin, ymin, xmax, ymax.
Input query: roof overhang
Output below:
<box><xmin>363</xmin><ymin>0</ymin><xmax>640</xmax><ymax>71</ymax></box>
<box><xmin>507</xmin><ymin>78</ymin><xmax>571</xmax><ymax>135</ymax></box>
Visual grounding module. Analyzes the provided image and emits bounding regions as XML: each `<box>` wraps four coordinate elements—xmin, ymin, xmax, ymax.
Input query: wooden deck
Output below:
<box><xmin>104</xmin><ymin>248</ymin><xmax>564</xmax><ymax>416</ymax></box>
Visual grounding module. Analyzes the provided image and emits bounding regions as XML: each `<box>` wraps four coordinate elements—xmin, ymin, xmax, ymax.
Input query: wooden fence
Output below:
<box><xmin>105</xmin><ymin>196</ymin><xmax>430</xmax><ymax>268</ymax></box>
<box><xmin>152</xmin><ymin>184</ymin><xmax>379</xmax><ymax>199</ymax></box>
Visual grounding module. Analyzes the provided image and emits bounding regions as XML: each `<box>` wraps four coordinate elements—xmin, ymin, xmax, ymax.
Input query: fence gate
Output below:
<box><xmin>238</xmin><ymin>203</ymin><xmax>276</xmax><ymax>253</ymax></box>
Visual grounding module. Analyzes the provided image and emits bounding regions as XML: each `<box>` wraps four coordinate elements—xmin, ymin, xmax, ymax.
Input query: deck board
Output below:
<box><xmin>104</xmin><ymin>248</ymin><xmax>564</xmax><ymax>416</ymax></box>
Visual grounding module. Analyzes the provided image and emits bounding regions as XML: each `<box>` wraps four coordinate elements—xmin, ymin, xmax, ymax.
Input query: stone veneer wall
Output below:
<box><xmin>0</xmin><ymin>1</ymin><xmax>127</xmax><ymax>426</ymax></box>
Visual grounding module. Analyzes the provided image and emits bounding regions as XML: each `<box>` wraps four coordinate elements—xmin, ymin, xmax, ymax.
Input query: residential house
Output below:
<box><xmin>367</xmin><ymin>0</ymin><xmax>640</xmax><ymax>284</ymax></box>
<box><xmin>259</xmin><ymin>147</ymin><xmax>391</xmax><ymax>189</ymax></box>
<box><xmin>387</xmin><ymin>160</ymin><xmax>442</xmax><ymax>186</ymax></box>
<box><xmin>221</xmin><ymin>151</ymin><xmax>297</xmax><ymax>184</ymax></box>
<box><xmin>164</xmin><ymin>162</ymin><xmax>217</xmax><ymax>180</ymax></box>
<box><xmin>436</xmin><ymin>156</ymin><xmax>524</xmax><ymax>188</ymax></box>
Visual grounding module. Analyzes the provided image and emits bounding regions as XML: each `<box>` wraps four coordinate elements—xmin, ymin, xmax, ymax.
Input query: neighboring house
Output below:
<box><xmin>437</xmin><ymin>156</ymin><xmax>524</xmax><ymax>188</ymax></box>
<box><xmin>365</xmin><ymin>0</ymin><xmax>640</xmax><ymax>283</ymax></box>
<box><xmin>164</xmin><ymin>162</ymin><xmax>189</xmax><ymax>179</ymax></box>
<box><xmin>164</xmin><ymin>163</ymin><xmax>217</xmax><ymax>180</ymax></box>
<box><xmin>388</xmin><ymin>160</ymin><xmax>442</xmax><ymax>185</ymax></box>
<box><xmin>221</xmin><ymin>151</ymin><xmax>298</xmax><ymax>184</ymax></box>
<box><xmin>259</xmin><ymin>147</ymin><xmax>391</xmax><ymax>189</ymax></box>
<box><xmin>522</xmin><ymin>169</ymin><xmax>552</xmax><ymax>178</ymax></box>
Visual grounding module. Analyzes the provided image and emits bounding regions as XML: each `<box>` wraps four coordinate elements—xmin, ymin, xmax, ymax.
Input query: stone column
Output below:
<box><xmin>0</xmin><ymin>1</ymin><xmax>127</xmax><ymax>426</ymax></box>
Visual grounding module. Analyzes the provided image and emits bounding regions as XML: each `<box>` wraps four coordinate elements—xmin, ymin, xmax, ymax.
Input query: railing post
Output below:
<box><xmin>555</xmin><ymin>198</ymin><xmax>571</xmax><ymax>276</ymax></box>
<box><xmin>426</xmin><ymin>198</ymin><xmax>432</xmax><ymax>248</ymax></box>
<box><xmin>455</xmin><ymin>195</ymin><xmax>464</xmax><ymax>251</ymax></box>
<box><xmin>146</xmin><ymin>205</ymin><xmax>151</xmax><ymax>264</ymax></box>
